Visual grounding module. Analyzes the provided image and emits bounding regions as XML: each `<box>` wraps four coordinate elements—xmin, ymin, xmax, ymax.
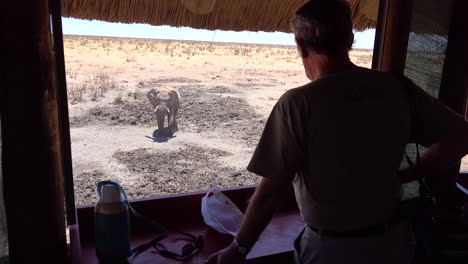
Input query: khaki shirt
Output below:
<box><xmin>247</xmin><ymin>67</ymin><xmax>465</xmax><ymax>231</ymax></box>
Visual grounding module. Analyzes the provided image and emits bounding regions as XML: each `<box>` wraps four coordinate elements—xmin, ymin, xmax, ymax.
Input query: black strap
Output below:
<box><xmin>395</xmin><ymin>74</ymin><xmax>433</xmax><ymax>199</ymax></box>
<box><xmin>396</xmin><ymin>75</ymin><xmax>436</xmax><ymax>261</ymax></box>
<box><xmin>97</xmin><ymin>181</ymin><xmax>203</xmax><ymax>260</ymax></box>
<box><xmin>403</xmin><ymin>144</ymin><xmax>431</xmax><ymax>198</ymax></box>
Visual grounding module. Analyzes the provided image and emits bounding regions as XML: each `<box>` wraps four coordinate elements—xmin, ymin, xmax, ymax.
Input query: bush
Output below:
<box><xmin>68</xmin><ymin>83</ymin><xmax>86</xmax><ymax>103</ymax></box>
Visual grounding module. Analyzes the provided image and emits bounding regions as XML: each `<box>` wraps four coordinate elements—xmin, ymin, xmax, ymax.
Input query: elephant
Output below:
<box><xmin>147</xmin><ymin>87</ymin><xmax>180</xmax><ymax>136</ymax></box>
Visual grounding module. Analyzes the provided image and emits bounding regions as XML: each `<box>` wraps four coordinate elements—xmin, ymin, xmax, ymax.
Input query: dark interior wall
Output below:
<box><xmin>439</xmin><ymin>0</ymin><xmax>468</xmax><ymax>115</ymax></box>
<box><xmin>0</xmin><ymin>118</ymin><xmax>8</xmax><ymax>261</ymax></box>
<box><xmin>0</xmin><ymin>0</ymin><xmax>67</xmax><ymax>262</ymax></box>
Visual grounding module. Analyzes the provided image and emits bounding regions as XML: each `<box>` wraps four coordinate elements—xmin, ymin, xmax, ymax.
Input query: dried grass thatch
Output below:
<box><xmin>61</xmin><ymin>0</ymin><xmax>378</xmax><ymax>33</ymax></box>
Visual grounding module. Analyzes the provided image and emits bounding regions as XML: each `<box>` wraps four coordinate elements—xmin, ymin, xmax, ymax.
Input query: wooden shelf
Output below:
<box><xmin>69</xmin><ymin>186</ymin><xmax>303</xmax><ymax>263</ymax></box>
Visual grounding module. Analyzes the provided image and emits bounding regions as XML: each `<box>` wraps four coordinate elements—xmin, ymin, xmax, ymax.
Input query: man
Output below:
<box><xmin>206</xmin><ymin>0</ymin><xmax>468</xmax><ymax>263</ymax></box>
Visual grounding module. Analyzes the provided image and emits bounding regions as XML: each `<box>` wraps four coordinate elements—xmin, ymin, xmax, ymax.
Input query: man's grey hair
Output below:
<box><xmin>290</xmin><ymin>0</ymin><xmax>354</xmax><ymax>55</ymax></box>
<box><xmin>291</xmin><ymin>15</ymin><xmax>320</xmax><ymax>48</ymax></box>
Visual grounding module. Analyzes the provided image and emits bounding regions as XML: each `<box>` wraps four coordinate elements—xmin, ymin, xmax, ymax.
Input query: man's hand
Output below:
<box><xmin>204</xmin><ymin>242</ymin><xmax>246</xmax><ymax>264</ymax></box>
<box><xmin>204</xmin><ymin>177</ymin><xmax>292</xmax><ymax>264</ymax></box>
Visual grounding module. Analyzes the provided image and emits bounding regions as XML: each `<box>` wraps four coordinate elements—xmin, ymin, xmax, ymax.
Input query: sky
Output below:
<box><xmin>61</xmin><ymin>18</ymin><xmax>376</xmax><ymax>49</ymax></box>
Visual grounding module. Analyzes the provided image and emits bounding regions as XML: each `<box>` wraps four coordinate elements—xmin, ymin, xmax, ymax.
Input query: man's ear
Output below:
<box><xmin>295</xmin><ymin>37</ymin><xmax>309</xmax><ymax>58</ymax></box>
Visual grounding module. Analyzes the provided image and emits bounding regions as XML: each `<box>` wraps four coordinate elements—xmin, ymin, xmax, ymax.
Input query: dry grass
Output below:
<box><xmin>66</xmin><ymin>71</ymin><xmax>120</xmax><ymax>103</ymax></box>
<box><xmin>63</xmin><ymin>35</ymin><xmax>372</xmax><ymax>67</ymax></box>
<box><xmin>68</xmin><ymin>83</ymin><xmax>86</xmax><ymax>103</ymax></box>
<box><xmin>63</xmin><ymin>35</ymin><xmax>373</xmax><ymax>106</ymax></box>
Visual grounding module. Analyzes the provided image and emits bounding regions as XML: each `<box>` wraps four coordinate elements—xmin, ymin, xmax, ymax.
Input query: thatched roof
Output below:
<box><xmin>61</xmin><ymin>0</ymin><xmax>378</xmax><ymax>33</ymax></box>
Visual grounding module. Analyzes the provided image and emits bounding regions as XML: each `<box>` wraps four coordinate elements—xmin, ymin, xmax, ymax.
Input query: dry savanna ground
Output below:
<box><xmin>65</xmin><ymin>35</ymin><xmax>327</xmax><ymax>205</ymax></box>
<box><xmin>67</xmin><ymin>35</ymin><xmax>442</xmax><ymax>206</ymax></box>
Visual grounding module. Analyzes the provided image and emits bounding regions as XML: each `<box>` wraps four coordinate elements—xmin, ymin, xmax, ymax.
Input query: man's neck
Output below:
<box><xmin>305</xmin><ymin>51</ymin><xmax>358</xmax><ymax>80</ymax></box>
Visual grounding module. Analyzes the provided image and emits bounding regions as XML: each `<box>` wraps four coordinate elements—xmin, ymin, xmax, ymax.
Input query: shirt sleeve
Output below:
<box><xmin>411</xmin><ymin>85</ymin><xmax>466</xmax><ymax>147</ymax></box>
<box><xmin>247</xmin><ymin>91</ymin><xmax>307</xmax><ymax>183</ymax></box>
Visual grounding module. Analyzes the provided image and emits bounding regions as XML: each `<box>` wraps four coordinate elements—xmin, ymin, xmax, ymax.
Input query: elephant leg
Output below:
<box><xmin>168</xmin><ymin>107</ymin><xmax>179</xmax><ymax>134</ymax></box>
<box><xmin>167</xmin><ymin>90</ymin><xmax>180</xmax><ymax>134</ymax></box>
<box><xmin>166</xmin><ymin>112</ymin><xmax>171</xmax><ymax>128</ymax></box>
<box><xmin>172</xmin><ymin>107</ymin><xmax>179</xmax><ymax>132</ymax></box>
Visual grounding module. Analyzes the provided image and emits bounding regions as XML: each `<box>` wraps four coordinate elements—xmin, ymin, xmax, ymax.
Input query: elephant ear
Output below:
<box><xmin>168</xmin><ymin>90</ymin><xmax>180</xmax><ymax>108</ymax></box>
<box><xmin>147</xmin><ymin>89</ymin><xmax>160</xmax><ymax>108</ymax></box>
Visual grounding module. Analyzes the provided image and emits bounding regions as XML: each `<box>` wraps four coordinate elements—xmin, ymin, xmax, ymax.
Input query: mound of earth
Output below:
<box><xmin>73</xmin><ymin>145</ymin><xmax>259</xmax><ymax>204</ymax></box>
<box><xmin>73</xmin><ymin>170</ymin><xmax>108</xmax><ymax>205</ymax></box>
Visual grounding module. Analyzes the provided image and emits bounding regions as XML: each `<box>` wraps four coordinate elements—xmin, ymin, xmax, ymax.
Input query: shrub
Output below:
<box><xmin>68</xmin><ymin>83</ymin><xmax>86</xmax><ymax>103</ymax></box>
<box><xmin>125</xmin><ymin>56</ymin><xmax>137</xmax><ymax>63</ymax></box>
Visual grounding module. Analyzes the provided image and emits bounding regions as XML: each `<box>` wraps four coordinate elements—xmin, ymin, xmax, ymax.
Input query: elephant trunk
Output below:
<box><xmin>155</xmin><ymin>105</ymin><xmax>169</xmax><ymax>130</ymax></box>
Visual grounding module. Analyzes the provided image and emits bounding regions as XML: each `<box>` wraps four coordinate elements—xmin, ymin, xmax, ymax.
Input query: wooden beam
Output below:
<box><xmin>376</xmin><ymin>0</ymin><xmax>413</xmax><ymax>73</ymax></box>
<box><xmin>431</xmin><ymin>0</ymin><xmax>468</xmax><ymax>197</ymax></box>
<box><xmin>439</xmin><ymin>0</ymin><xmax>468</xmax><ymax>115</ymax></box>
<box><xmin>50</xmin><ymin>0</ymin><xmax>77</xmax><ymax>226</ymax></box>
<box><xmin>371</xmin><ymin>0</ymin><xmax>388</xmax><ymax>70</ymax></box>
<box><xmin>0</xmin><ymin>0</ymin><xmax>67</xmax><ymax>262</ymax></box>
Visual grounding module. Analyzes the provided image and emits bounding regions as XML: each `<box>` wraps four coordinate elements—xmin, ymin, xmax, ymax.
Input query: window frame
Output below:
<box><xmin>3</xmin><ymin>0</ymin><xmax>467</xmax><ymax>262</ymax></box>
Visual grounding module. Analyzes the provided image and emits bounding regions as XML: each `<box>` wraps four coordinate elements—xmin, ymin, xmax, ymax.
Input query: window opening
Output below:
<box><xmin>63</xmin><ymin>21</ymin><xmax>375</xmax><ymax>205</ymax></box>
<box><xmin>401</xmin><ymin>0</ymin><xmax>455</xmax><ymax>198</ymax></box>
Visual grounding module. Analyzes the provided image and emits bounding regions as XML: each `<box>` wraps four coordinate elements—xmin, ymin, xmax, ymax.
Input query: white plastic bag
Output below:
<box><xmin>201</xmin><ymin>187</ymin><xmax>244</xmax><ymax>237</ymax></box>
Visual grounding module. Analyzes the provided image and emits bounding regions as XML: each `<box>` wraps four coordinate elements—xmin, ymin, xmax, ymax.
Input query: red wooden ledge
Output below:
<box><xmin>69</xmin><ymin>173</ymin><xmax>468</xmax><ymax>263</ymax></box>
<box><xmin>69</xmin><ymin>185</ymin><xmax>303</xmax><ymax>263</ymax></box>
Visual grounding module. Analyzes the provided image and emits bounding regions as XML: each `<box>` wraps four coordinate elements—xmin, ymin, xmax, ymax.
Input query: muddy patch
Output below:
<box><xmin>156</xmin><ymin>77</ymin><xmax>202</xmax><ymax>84</ymax></box>
<box><xmin>176</xmin><ymin>85</ymin><xmax>265</xmax><ymax>146</ymax></box>
<box><xmin>73</xmin><ymin>145</ymin><xmax>259</xmax><ymax>205</ymax></box>
<box><xmin>205</xmin><ymin>85</ymin><xmax>239</xmax><ymax>94</ymax></box>
<box><xmin>69</xmin><ymin>101</ymin><xmax>154</xmax><ymax>127</ymax></box>
<box><xmin>73</xmin><ymin>170</ymin><xmax>108</xmax><ymax>205</ymax></box>
<box><xmin>112</xmin><ymin>146</ymin><xmax>258</xmax><ymax>199</ymax></box>
<box><xmin>137</xmin><ymin>77</ymin><xmax>202</xmax><ymax>88</ymax></box>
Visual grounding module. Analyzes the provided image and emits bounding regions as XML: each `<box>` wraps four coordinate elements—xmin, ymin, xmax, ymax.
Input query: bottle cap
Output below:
<box><xmin>101</xmin><ymin>184</ymin><xmax>122</xmax><ymax>203</ymax></box>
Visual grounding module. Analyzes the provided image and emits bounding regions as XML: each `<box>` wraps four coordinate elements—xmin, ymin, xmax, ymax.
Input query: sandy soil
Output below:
<box><xmin>64</xmin><ymin>35</ymin><xmax>374</xmax><ymax>205</ymax></box>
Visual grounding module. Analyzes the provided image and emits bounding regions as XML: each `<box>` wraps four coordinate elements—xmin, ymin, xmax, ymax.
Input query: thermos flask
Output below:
<box><xmin>95</xmin><ymin>183</ymin><xmax>131</xmax><ymax>263</ymax></box>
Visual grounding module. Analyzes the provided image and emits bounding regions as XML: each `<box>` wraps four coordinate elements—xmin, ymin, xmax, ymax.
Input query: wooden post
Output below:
<box><xmin>439</xmin><ymin>0</ymin><xmax>468</xmax><ymax>115</ymax></box>
<box><xmin>0</xmin><ymin>0</ymin><xmax>67</xmax><ymax>262</ymax></box>
<box><xmin>371</xmin><ymin>0</ymin><xmax>388</xmax><ymax>70</ymax></box>
<box><xmin>50</xmin><ymin>0</ymin><xmax>77</xmax><ymax>226</ymax></box>
<box><xmin>373</xmin><ymin>0</ymin><xmax>414</xmax><ymax>73</ymax></box>
<box><xmin>431</xmin><ymin>0</ymin><xmax>468</xmax><ymax>198</ymax></box>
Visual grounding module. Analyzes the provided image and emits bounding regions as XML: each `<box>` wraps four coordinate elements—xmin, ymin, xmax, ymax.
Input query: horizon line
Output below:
<box><xmin>63</xmin><ymin>33</ymin><xmax>374</xmax><ymax>51</ymax></box>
